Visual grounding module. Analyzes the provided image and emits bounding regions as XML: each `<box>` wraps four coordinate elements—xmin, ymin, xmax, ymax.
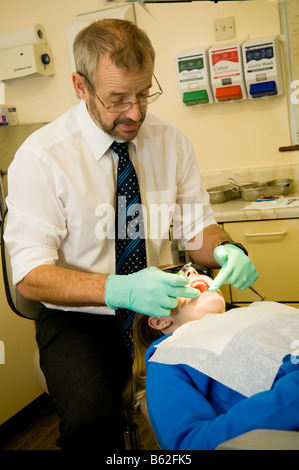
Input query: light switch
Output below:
<box><xmin>214</xmin><ymin>17</ymin><xmax>236</xmax><ymax>42</ymax></box>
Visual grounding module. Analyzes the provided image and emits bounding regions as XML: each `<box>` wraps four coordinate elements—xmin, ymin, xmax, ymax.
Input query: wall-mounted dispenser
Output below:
<box><xmin>242</xmin><ymin>36</ymin><xmax>284</xmax><ymax>99</ymax></box>
<box><xmin>176</xmin><ymin>49</ymin><xmax>213</xmax><ymax>106</ymax></box>
<box><xmin>208</xmin><ymin>43</ymin><xmax>246</xmax><ymax>102</ymax></box>
<box><xmin>0</xmin><ymin>24</ymin><xmax>55</xmax><ymax>81</ymax></box>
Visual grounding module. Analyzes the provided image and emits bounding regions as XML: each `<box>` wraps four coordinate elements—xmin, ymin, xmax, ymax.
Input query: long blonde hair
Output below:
<box><xmin>132</xmin><ymin>313</ymin><xmax>163</xmax><ymax>407</ymax></box>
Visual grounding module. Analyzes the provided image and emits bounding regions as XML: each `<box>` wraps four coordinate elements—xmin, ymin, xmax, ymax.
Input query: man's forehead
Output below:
<box><xmin>97</xmin><ymin>55</ymin><xmax>153</xmax><ymax>79</ymax></box>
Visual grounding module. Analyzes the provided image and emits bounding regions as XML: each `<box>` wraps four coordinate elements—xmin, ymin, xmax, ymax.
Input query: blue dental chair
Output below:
<box><xmin>170</xmin><ymin>235</ymin><xmax>299</xmax><ymax>450</ymax></box>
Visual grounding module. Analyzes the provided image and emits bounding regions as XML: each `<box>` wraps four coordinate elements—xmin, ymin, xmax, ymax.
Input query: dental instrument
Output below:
<box><xmin>177</xmin><ymin>262</ymin><xmax>265</xmax><ymax>301</ymax></box>
<box><xmin>177</xmin><ymin>262</ymin><xmax>192</xmax><ymax>276</ymax></box>
<box><xmin>249</xmin><ymin>286</ymin><xmax>265</xmax><ymax>301</ymax></box>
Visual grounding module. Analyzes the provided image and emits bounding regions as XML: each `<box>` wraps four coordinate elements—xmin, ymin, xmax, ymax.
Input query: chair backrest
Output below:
<box><xmin>1</xmin><ymin>210</ymin><xmax>40</xmax><ymax>320</ymax></box>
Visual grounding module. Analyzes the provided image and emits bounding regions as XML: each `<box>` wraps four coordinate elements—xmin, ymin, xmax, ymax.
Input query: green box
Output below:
<box><xmin>183</xmin><ymin>90</ymin><xmax>209</xmax><ymax>106</ymax></box>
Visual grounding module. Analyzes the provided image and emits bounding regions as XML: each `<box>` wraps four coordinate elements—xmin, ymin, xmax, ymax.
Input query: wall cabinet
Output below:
<box><xmin>0</xmin><ymin>257</ymin><xmax>42</xmax><ymax>425</ymax></box>
<box><xmin>222</xmin><ymin>218</ymin><xmax>299</xmax><ymax>305</ymax></box>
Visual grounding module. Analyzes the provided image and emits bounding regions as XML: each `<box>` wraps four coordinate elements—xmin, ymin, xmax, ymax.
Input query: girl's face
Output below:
<box><xmin>168</xmin><ymin>267</ymin><xmax>226</xmax><ymax>329</ymax></box>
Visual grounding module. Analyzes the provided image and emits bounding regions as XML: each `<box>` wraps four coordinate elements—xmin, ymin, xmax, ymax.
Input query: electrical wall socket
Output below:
<box><xmin>214</xmin><ymin>17</ymin><xmax>236</xmax><ymax>42</ymax></box>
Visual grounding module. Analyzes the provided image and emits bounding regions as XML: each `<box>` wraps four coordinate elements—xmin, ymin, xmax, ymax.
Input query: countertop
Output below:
<box><xmin>201</xmin><ymin>163</ymin><xmax>299</xmax><ymax>223</ymax></box>
<box><xmin>211</xmin><ymin>193</ymin><xmax>299</xmax><ymax>223</ymax></box>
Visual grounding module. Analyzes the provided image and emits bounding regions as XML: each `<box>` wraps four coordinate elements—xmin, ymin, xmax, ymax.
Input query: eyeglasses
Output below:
<box><xmin>162</xmin><ymin>264</ymin><xmax>212</xmax><ymax>278</ymax></box>
<box><xmin>77</xmin><ymin>72</ymin><xmax>163</xmax><ymax>113</ymax></box>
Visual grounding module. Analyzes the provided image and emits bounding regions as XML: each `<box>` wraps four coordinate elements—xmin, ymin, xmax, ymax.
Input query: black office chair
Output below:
<box><xmin>0</xmin><ymin>209</ymin><xmax>141</xmax><ymax>450</ymax></box>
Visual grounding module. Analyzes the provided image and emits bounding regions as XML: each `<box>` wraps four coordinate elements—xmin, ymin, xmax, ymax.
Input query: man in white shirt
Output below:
<box><xmin>4</xmin><ymin>19</ymin><xmax>258</xmax><ymax>449</ymax></box>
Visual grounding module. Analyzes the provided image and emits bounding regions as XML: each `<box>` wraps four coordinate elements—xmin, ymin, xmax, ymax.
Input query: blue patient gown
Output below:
<box><xmin>145</xmin><ymin>302</ymin><xmax>299</xmax><ymax>450</ymax></box>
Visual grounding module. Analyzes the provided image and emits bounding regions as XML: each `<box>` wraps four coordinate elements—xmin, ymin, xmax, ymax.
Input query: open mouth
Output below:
<box><xmin>190</xmin><ymin>280</ymin><xmax>209</xmax><ymax>295</ymax></box>
<box><xmin>118</xmin><ymin>122</ymin><xmax>139</xmax><ymax>132</ymax></box>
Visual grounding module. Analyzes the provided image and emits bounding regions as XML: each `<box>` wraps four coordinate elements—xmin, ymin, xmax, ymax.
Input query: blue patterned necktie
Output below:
<box><xmin>111</xmin><ymin>141</ymin><xmax>146</xmax><ymax>354</ymax></box>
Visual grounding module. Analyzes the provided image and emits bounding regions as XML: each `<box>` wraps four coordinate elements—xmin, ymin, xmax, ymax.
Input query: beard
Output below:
<box><xmin>88</xmin><ymin>95</ymin><xmax>146</xmax><ymax>141</ymax></box>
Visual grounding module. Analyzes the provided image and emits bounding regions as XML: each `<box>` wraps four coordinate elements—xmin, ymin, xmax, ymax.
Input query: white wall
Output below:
<box><xmin>0</xmin><ymin>0</ymin><xmax>297</xmax><ymax>172</ymax></box>
<box><xmin>0</xmin><ymin>0</ymin><xmax>97</xmax><ymax>123</ymax></box>
<box><xmin>137</xmin><ymin>1</ymin><xmax>295</xmax><ymax>171</ymax></box>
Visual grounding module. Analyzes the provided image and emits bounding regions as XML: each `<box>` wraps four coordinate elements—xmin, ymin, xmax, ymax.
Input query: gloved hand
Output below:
<box><xmin>209</xmin><ymin>244</ymin><xmax>258</xmax><ymax>291</ymax></box>
<box><xmin>105</xmin><ymin>266</ymin><xmax>200</xmax><ymax>317</ymax></box>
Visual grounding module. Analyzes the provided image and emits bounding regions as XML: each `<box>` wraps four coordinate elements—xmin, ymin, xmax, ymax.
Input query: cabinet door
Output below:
<box><xmin>223</xmin><ymin>219</ymin><xmax>299</xmax><ymax>303</ymax></box>
<box><xmin>0</xmin><ymin>257</ymin><xmax>43</xmax><ymax>425</ymax></box>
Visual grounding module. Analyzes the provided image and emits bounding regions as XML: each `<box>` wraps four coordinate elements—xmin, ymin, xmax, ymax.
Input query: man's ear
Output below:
<box><xmin>148</xmin><ymin>316</ymin><xmax>172</xmax><ymax>331</ymax></box>
<box><xmin>72</xmin><ymin>72</ymin><xmax>89</xmax><ymax>102</ymax></box>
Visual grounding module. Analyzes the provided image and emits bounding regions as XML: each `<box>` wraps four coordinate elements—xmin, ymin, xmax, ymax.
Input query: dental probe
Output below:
<box><xmin>249</xmin><ymin>285</ymin><xmax>265</xmax><ymax>301</ymax></box>
<box><xmin>177</xmin><ymin>262</ymin><xmax>192</xmax><ymax>276</ymax></box>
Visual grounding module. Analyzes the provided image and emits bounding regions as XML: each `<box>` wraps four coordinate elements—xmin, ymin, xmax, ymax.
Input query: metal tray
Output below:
<box><xmin>208</xmin><ymin>178</ymin><xmax>293</xmax><ymax>204</ymax></box>
<box><xmin>240</xmin><ymin>179</ymin><xmax>293</xmax><ymax>201</ymax></box>
<box><xmin>207</xmin><ymin>184</ymin><xmax>241</xmax><ymax>204</ymax></box>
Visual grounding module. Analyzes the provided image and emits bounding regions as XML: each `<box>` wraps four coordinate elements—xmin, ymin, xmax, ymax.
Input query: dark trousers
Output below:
<box><xmin>36</xmin><ymin>305</ymin><xmax>132</xmax><ymax>450</ymax></box>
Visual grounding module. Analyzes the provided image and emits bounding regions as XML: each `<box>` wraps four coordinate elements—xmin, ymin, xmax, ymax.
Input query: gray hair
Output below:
<box><xmin>73</xmin><ymin>19</ymin><xmax>155</xmax><ymax>90</ymax></box>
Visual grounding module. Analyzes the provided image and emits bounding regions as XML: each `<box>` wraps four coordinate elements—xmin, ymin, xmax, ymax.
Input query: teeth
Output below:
<box><xmin>191</xmin><ymin>280</ymin><xmax>209</xmax><ymax>293</ymax></box>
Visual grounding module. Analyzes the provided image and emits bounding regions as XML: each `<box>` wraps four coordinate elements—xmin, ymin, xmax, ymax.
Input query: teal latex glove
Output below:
<box><xmin>209</xmin><ymin>244</ymin><xmax>259</xmax><ymax>291</ymax></box>
<box><xmin>105</xmin><ymin>266</ymin><xmax>200</xmax><ymax>317</ymax></box>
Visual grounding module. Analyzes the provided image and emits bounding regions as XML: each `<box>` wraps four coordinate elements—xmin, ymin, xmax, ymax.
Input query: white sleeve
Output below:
<box><xmin>4</xmin><ymin>149</ymin><xmax>67</xmax><ymax>285</ymax></box>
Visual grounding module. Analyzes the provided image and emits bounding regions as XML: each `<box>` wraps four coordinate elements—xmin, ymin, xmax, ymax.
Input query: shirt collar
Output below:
<box><xmin>76</xmin><ymin>100</ymin><xmax>137</xmax><ymax>159</ymax></box>
<box><xmin>76</xmin><ymin>100</ymin><xmax>113</xmax><ymax>161</ymax></box>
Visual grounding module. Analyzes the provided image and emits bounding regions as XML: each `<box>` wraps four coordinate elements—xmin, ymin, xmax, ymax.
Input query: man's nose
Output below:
<box><xmin>123</xmin><ymin>101</ymin><xmax>143</xmax><ymax>120</ymax></box>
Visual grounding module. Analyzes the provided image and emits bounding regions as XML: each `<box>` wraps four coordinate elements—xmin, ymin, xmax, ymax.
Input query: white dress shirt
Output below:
<box><xmin>5</xmin><ymin>100</ymin><xmax>216</xmax><ymax>314</ymax></box>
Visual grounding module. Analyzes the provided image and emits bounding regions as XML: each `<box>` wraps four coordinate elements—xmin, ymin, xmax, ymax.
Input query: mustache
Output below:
<box><xmin>115</xmin><ymin>118</ymin><xmax>135</xmax><ymax>125</ymax></box>
<box><xmin>115</xmin><ymin>114</ymin><xmax>146</xmax><ymax>126</ymax></box>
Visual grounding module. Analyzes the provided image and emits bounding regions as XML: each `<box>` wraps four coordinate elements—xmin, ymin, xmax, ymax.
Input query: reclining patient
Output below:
<box><xmin>132</xmin><ymin>264</ymin><xmax>299</xmax><ymax>450</ymax></box>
